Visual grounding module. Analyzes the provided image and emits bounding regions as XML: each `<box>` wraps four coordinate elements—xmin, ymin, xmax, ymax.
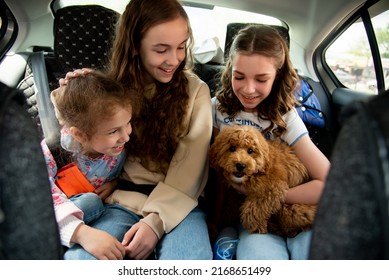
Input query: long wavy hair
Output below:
<box><xmin>108</xmin><ymin>0</ymin><xmax>195</xmax><ymax>173</ymax></box>
<box><xmin>216</xmin><ymin>25</ymin><xmax>299</xmax><ymax>138</ymax></box>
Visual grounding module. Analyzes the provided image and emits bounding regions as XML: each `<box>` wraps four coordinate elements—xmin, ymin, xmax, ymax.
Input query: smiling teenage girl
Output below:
<box><xmin>59</xmin><ymin>0</ymin><xmax>213</xmax><ymax>260</ymax></box>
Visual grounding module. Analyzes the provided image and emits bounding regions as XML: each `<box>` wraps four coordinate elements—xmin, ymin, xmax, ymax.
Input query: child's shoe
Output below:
<box><xmin>213</xmin><ymin>227</ymin><xmax>239</xmax><ymax>260</ymax></box>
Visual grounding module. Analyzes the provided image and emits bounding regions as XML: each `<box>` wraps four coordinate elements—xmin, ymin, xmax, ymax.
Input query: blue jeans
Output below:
<box><xmin>64</xmin><ymin>202</ymin><xmax>212</xmax><ymax>260</ymax></box>
<box><xmin>236</xmin><ymin>226</ymin><xmax>312</xmax><ymax>260</ymax></box>
<box><xmin>156</xmin><ymin>207</ymin><xmax>212</xmax><ymax>260</ymax></box>
<box><xmin>70</xmin><ymin>192</ymin><xmax>105</xmax><ymax>224</ymax></box>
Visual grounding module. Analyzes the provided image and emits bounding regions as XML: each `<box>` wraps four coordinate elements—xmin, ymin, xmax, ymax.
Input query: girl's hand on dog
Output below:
<box><xmin>59</xmin><ymin>68</ymin><xmax>94</xmax><ymax>86</ymax></box>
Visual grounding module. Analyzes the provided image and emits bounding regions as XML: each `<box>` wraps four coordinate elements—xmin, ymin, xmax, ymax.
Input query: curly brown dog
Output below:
<box><xmin>208</xmin><ymin>125</ymin><xmax>316</xmax><ymax>238</ymax></box>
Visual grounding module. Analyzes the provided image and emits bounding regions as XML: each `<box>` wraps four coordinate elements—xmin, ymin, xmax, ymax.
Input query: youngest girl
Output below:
<box><xmin>42</xmin><ymin>71</ymin><xmax>134</xmax><ymax>259</ymax></box>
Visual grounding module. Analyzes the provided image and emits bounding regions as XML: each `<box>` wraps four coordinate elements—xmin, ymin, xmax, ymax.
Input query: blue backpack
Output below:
<box><xmin>294</xmin><ymin>79</ymin><xmax>326</xmax><ymax>128</ymax></box>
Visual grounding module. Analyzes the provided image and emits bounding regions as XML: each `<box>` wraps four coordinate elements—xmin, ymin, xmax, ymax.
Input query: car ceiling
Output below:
<box><xmin>2</xmin><ymin>0</ymin><xmax>369</xmax><ymax>55</ymax></box>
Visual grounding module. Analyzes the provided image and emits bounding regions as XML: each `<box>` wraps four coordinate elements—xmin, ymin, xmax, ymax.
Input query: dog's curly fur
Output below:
<box><xmin>208</xmin><ymin>125</ymin><xmax>316</xmax><ymax>238</ymax></box>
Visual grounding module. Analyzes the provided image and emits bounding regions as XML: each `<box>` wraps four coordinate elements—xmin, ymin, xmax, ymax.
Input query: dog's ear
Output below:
<box><xmin>252</xmin><ymin>129</ymin><xmax>271</xmax><ymax>174</ymax></box>
<box><xmin>209</xmin><ymin>128</ymin><xmax>233</xmax><ymax>169</ymax></box>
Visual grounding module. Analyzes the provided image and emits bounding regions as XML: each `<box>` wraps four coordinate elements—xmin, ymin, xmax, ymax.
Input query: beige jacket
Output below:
<box><xmin>106</xmin><ymin>73</ymin><xmax>212</xmax><ymax>239</ymax></box>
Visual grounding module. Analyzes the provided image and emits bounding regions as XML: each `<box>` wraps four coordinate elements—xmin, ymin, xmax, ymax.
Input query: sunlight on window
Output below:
<box><xmin>185</xmin><ymin>6</ymin><xmax>284</xmax><ymax>52</ymax></box>
<box><xmin>325</xmin><ymin>10</ymin><xmax>389</xmax><ymax>94</ymax></box>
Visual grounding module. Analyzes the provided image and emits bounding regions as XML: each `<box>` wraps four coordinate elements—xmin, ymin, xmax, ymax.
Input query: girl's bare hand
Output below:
<box><xmin>72</xmin><ymin>224</ymin><xmax>126</xmax><ymax>260</ymax></box>
<box><xmin>59</xmin><ymin>68</ymin><xmax>94</xmax><ymax>86</ymax></box>
<box><xmin>95</xmin><ymin>180</ymin><xmax>117</xmax><ymax>200</ymax></box>
<box><xmin>122</xmin><ymin>222</ymin><xmax>158</xmax><ymax>260</ymax></box>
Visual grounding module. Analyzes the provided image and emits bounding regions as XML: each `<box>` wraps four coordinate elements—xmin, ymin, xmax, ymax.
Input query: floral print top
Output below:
<box><xmin>41</xmin><ymin>127</ymin><xmax>126</xmax><ymax>247</ymax></box>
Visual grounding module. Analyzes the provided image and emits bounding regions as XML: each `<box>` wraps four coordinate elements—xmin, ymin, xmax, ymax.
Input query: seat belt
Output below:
<box><xmin>30</xmin><ymin>51</ymin><xmax>60</xmax><ymax>144</ymax></box>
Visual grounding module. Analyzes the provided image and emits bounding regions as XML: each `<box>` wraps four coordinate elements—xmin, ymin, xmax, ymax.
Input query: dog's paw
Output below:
<box><xmin>242</xmin><ymin>220</ymin><xmax>268</xmax><ymax>234</ymax></box>
<box><xmin>240</xmin><ymin>199</ymin><xmax>272</xmax><ymax>232</ymax></box>
<box><xmin>272</xmin><ymin>204</ymin><xmax>317</xmax><ymax>237</ymax></box>
<box><xmin>251</xmin><ymin>226</ymin><xmax>268</xmax><ymax>234</ymax></box>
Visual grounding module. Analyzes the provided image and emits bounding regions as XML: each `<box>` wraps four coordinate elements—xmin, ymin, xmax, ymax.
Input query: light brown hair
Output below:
<box><xmin>216</xmin><ymin>25</ymin><xmax>299</xmax><ymax>137</ymax></box>
<box><xmin>54</xmin><ymin>71</ymin><xmax>133</xmax><ymax>139</ymax></box>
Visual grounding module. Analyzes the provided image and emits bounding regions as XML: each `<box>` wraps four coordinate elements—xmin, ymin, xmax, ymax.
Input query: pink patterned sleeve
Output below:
<box><xmin>40</xmin><ymin>139</ymin><xmax>84</xmax><ymax>247</ymax></box>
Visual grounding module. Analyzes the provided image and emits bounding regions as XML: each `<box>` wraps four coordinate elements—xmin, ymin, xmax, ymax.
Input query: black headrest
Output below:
<box><xmin>53</xmin><ymin>5</ymin><xmax>119</xmax><ymax>72</ymax></box>
<box><xmin>224</xmin><ymin>23</ymin><xmax>290</xmax><ymax>58</ymax></box>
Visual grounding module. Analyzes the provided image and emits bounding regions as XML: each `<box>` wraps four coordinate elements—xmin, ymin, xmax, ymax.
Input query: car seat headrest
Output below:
<box><xmin>53</xmin><ymin>5</ymin><xmax>119</xmax><ymax>72</ymax></box>
<box><xmin>224</xmin><ymin>23</ymin><xmax>290</xmax><ymax>58</ymax></box>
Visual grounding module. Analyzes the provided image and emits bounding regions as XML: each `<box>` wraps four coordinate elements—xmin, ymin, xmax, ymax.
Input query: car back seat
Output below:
<box><xmin>52</xmin><ymin>5</ymin><xmax>119</xmax><ymax>75</ymax></box>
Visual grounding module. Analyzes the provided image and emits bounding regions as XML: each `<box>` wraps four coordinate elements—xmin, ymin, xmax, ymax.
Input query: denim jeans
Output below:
<box><xmin>70</xmin><ymin>192</ymin><xmax>105</xmax><ymax>224</ymax></box>
<box><xmin>236</xmin><ymin>225</ymin><xmax>312</xmax><ymax>260</ymax></box>
<box><xmin>156</xmin><ymin>207</ymin><xmax>212</xmax><ymax>260</ymax></box>
<box><xmin>64</xmin><ymin>202</ymin><xmax>212</xmax><ymax>260</ymax></box>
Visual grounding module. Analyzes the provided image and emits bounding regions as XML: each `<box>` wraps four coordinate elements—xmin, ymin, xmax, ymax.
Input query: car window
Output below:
<box><xmin>325</xmin><ymin>8</ymin><xmax>389</xmax><ymax>94</ymax></box>
<box><xmin>184</xmin><ymin>5</ymin><xmax>285</xmax><ymax>53</ymax></box>
<box><xmin>0</xmin><ymin>1</ymin><xmax>18</xmax><ymax>61</ymax></box>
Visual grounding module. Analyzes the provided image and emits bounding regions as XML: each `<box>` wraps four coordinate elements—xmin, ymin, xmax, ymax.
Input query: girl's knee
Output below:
<box><xmin>71</xmin><ymin>192</ymin><xmax>103</xmax><ymax>209</ymax></box>
<box><xmin>71</xmin><ymin>192</ymin><xmax>105</xmax><ymax>223</ymax></box>
<box><xmin>237</xmin><ymin>229</ymin><xmax>289</xmax><ymax>260</ymax></box>
<box><xmin>64</xmin><ymin>245</ymin><xmax>97</xmax><ymax>260</ymax></box>
<box><xmin>79</xmin><ymin>192</ymin><xmax>101</xmax><ymax>203</ymax></box>
<box><xmin>287</xmin><ymin>230</ymin><xmax>312</xmax><ymax>260</ymax></box>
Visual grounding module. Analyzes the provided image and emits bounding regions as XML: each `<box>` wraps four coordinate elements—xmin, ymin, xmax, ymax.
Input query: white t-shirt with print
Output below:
<box><xmin>211</xmin><ymin>97</ymin><xmax>308</xmax><ymax>146</ymax></box>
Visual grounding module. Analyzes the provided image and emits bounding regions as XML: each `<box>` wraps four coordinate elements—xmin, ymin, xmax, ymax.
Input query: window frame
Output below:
<box><xmin>0</xmin><ymin>0</ymin><xmax>18</xmax><ymax>62</ymax></box>
<box><xmin>313</xmin><ymin>0</ymin><xmax>388</xmax><ymax>95</ymax></box>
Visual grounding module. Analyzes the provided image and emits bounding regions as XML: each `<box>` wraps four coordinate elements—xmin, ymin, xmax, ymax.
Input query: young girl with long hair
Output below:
<box><xmin>59</xmin><ymin>0</ymin><xmax>213</xmax><ymax>260</ymax></box>
<box><xmin>212</xmin><ymin>25</ymin><xmax>330</xmax><ymax>259</ymax></box>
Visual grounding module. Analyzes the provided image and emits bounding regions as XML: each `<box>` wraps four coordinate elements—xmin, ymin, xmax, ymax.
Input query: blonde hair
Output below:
<box><xmin>216</xmin><ymin>25</ymin><xmax>299</xmax><ymax>137</ymax></box>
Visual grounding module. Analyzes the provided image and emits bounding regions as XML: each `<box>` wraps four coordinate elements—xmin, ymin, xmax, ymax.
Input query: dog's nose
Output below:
<box><xmin>236</xmin><ymin>162</ymin><xmax>246</xmax><ymax>172</ymax></box>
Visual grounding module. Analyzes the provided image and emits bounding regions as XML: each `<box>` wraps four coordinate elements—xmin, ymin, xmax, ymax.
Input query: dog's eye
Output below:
<box><xmin>229</xmin><ymin>146</ymin><xmax>236</xmax><ymax>152</ymax></box>
<box><xmin>247</xmin><ymin>148</ymin><xmax>254</xmax><ymax>154</ymax></box>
